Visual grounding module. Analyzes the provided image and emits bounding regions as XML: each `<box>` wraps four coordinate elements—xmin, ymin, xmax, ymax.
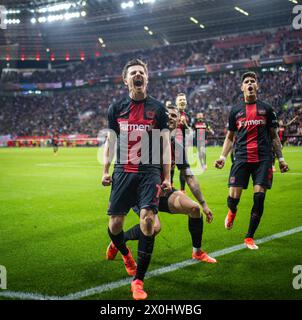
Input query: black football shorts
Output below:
<box><xmin>228</xmin><ymin>160</ymin><xmax>273</xmax><ymax>190</ymax></box>
<box><xmin>107</xmin><ymin>171</ymin><xmax>161</xmax><ymax>215</ymax></box>
<box><xmin>132</xmin><ymin>188</ymin><xmax>177</xmax><ymax>215</ymax></box>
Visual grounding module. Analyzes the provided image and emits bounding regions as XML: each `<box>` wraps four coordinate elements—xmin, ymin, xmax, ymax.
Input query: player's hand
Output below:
<box><xmin>202</xmin><ymin>204</ymin><xmax>213</xmax><ymax>223</ymax></box>
<box><xmin>279</xmin><ymin>160</ymin><xmax>289</xmax><ymax>173</ymax></box>
<box><xmin>101</xmin><ymin>173</ymin><xmax>112</xmax><ymax>186</ymax></box>
<box><xmin>161</xmin><ymin>179</ymin><xmax>172</xmax><ymax>193</ymax></box>
<box><xmin>214</xmin><ymin>158</ymin><xmax>225</xmax><ymax>169</ymax></box>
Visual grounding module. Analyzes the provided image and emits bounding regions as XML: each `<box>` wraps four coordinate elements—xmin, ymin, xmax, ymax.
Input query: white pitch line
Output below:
<box><xmin>0</xmin><ymin>291</ymin><xmax>61</xmax><ymax>300</ymax></box>
<box><xmin>1</xmin><ymin>226</ymin><xmax>302</xmax><ymax>301</ymax></box>
<box><xmin>62</xmin><ymin>225</ymin><xmax>302</xmax><ymax>300</ymax></box>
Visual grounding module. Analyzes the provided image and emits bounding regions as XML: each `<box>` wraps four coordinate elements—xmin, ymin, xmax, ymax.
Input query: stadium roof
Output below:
<box><xmin>0</xmin><ymin>0</ymin><xmax>297</xmax><ymax>61</ymax></box>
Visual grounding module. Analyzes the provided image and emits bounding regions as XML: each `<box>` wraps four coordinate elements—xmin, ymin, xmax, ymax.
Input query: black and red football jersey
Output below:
<box><xmin>193</xmin><ymin>120</ymin><xmax>211</xmax><ymax>142</ymax></box>
<box><xmin>108</xmin><ymin>95</ymin><xmax>169</xmax><ymax>173</ymax></box>
<box><xmin>228</xmin><ymin>100</ymin><xmax>278</xmax><ymax>163</ymax></box>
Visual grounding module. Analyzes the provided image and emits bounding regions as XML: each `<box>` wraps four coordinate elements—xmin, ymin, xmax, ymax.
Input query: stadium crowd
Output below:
<box><xmin>1</xmin><ymin>27</ymin><xmax>301</xmax><ymax>84</ymax></box>
<box><xmin>0</xmin><ymin>69</ymin><xmax>301</xmax><ymax>144</ymax></box>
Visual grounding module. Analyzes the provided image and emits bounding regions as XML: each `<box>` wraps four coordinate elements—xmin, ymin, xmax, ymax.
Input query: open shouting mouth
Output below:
<box><xmin>134</xmin><ymin>78</ymin><xmax>144</xmax><ymax>88</ymax></box>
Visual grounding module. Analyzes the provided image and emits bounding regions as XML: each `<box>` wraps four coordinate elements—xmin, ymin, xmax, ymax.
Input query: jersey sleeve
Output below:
<box><xmin>267</xmin><ymin>106</ymin><xmax>278</xmax><ymax>128</ymax></box>
<box><xmin>157</xmin><ymin>106</ymin><xmax>169</xmax><ymax>130</ymax></box>
<box><xmin>107</xmin><ymin>104</ymin><xmax>119</xmax><ymax>133</ymax></box>
<box><xmin>228</xmin><ymin>108</ymin><xmax>237</xmax><ymax>132</ymax></box>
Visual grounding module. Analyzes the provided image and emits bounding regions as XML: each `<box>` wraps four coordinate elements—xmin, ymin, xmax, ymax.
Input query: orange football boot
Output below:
<box><xmin>192</xmin><ymin>250</ymin><xmax>217</xmax><ymax>263</ymax></box>
<box><xmin>106</xmin><ymin>242</ymin><xmax>118</xmax><ymax>260</ymax></box>
<box><xmin>131</xmin><ymin>279</ymin><xmax>148</xmax><ymax>300</ymax></box>
<box><xmin>244</xmin><ymin>238</ymin><xmax>259</xmax><ymax>250</ymax></box>
<box><xmin>122</xmin><ymin>248</ymin><xmax>137</xmax><ymax>276</ymax></box>
<box><xmin>225</xmin><ymin>210</ymin><xmax>236</xmax><ymax>230</ymax></box>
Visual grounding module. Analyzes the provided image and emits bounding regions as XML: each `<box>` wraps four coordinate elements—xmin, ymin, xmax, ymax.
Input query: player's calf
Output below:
<box><xmin>245</xmin><ymin>192</ymin><xmax>265</xmax><ymax>242</ymax></box>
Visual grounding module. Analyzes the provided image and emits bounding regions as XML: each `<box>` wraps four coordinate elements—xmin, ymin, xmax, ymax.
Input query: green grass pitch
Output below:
<box><xmin>0</xmin><ymin>146</ymin><xmax>301</xmax><ymax>300</ymax></box>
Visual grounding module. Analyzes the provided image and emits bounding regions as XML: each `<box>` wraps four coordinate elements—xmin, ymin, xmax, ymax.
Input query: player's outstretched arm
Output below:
<box><xmin>102</xmin><ymin>132</ymin><xmax>116</xmax><ymax>186</ymax></box>
<box><xmin>270</xmin><ymin>128</ymin><xmax>289</xmax><ymax>173</ymax></box>
<box><xmin>285</xmin><ymin>115</ymin><xmax>298</xmax><ymax>127</ymax></box>
<box><xmin>214</xmin><ymin>130</ymin><xmax>235</xmax><ymax>169</ymax></box>
<box><xmin>184</xmin><ymin>172</ymin><xmax>213</xmax><ymax>223</ymax></box>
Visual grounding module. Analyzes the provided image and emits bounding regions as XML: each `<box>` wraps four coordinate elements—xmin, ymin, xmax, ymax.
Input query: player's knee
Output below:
<box><xmin>252</xmin><ymin>192</ymin><xmax>265</xmax><ymax>217</ymax></box>
<box><xmin>140</xmin><ymin>213</ymin><xmax>155</xmax><ymax>236</ymax></box>
<box><xmin>189</xmin><ymin>204</ymin><xmax>201</xmax><ymax>218</ymax></box>
<box><xmin>227</xmin><ymin>196</ymin><xmax>240</xmax><ymax>213</ymax></box>
<box><xmin>109</xmin><ymin>216</ymin><xmax>124</xmax><ymax>235</ymax></box>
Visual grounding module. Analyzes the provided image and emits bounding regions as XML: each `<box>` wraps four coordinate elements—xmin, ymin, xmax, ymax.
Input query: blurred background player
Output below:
<box><xmin>193</xmin><ymin>112</ymin><xmax>214</xmax><ymax>171</ymax></box>
<box><xmin>107</xmin><ymin>105</ymin><xmax>217</xmax><ymax>263</ymax></box>
<box><xmin>215</xmin><ymin>71</ymin><xmax>289</xmax><ymax>250</ymax></box>
<box><xmin>102</xmin><ymin>59</ymin><xmax>171</xmax><ymax>300</ymax></box>
<box><xmin>51</xmin><ymin>132</ymin><xmax>59</xmax><ymax>156</ymax></box>
<box><xmin>175</xmin><ymin>93</ymin><xmax>191</xmax><ymax>193</ymax></box>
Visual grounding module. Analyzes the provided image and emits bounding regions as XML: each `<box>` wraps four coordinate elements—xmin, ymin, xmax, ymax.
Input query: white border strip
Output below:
<box><xmin>1</xmin><ymin>226</ymin><xmax>302</xmax><ymax>300</ymax></box>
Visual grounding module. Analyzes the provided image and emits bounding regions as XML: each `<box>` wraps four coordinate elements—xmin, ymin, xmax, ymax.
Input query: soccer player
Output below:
<box><xmin>107</xmin><ymin>105</ymin><xmax>216</xmax><ymax>264</ymax></box>
<box><xmin>214</xmin><ymin>71</ymin><xmax>289</xmax><ymax>249</ymax></box>
<box><xmin>175</xmin><ymin>93</ymin><xmax>191</xmax><ymax>193</ymax></box>
<box><xmin>51</xmin><ymin>132</ymin><xmax>59</xmax><ymax>155</ymax></box>
<box><xmin>101</xmin><ymin>59</ymin><xmax>171</xmax><ymax>300</ymax></box>
<box><xmin>193</xmin><ymin>112</ymin><xmax>214</xmax><ymax>171</ymax></box>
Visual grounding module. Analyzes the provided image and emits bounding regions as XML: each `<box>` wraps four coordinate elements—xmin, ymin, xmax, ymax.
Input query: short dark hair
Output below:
<box><xmin>166</xmin><ymin>105</ymin><xmax>179</xmax><ymax>114</ymax></box>
<box><xmin>122</xmin><ymin>59</ymin><xmax>148</xmax><ymax>80</ymax></box>
<box><xmin>241</xmin><ymin>71</ymin><xmax>257</xmax><ymax>83</ymax></box>
<box><xmin>176</xmin><ymin>92</ymin><xmax>186</xmax><ymax>97</ymax></box>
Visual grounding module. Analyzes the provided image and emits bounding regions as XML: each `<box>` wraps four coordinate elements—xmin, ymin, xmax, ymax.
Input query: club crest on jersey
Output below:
<box><xmin>230</xmin><ymin>176</ymin><xmax>236</xmax><ymax>184</ymax></box>
<box><xmin>146</xmin><ymin>111</ymin><xmax>155</xmax><ymax>119</ymax></box>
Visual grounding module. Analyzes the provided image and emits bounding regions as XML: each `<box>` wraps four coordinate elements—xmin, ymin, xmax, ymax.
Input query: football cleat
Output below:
<box><xmin>192</xmin><ymin>250</ymin><xmax>217</xmax><ymax>263</ymax></box>
<box><xmin>225</xmin><ymin>210</ymin><xmax>236</xmax><ymax>230</ymax></box>
<box><xmin>122</xmin><ymin>248</ymin><xmax>137</xmax><ymax>276</ymax></box>
<box><xmin>244</xmin><ymin>238</ymin><xmax>259</xmax><ymax>250</ymax></box>
<box><xmin>106</xmin><ymin>242</ymin><xmax>118</xmax><ymax>260</ymax></box>
<box><xmin>131</xmin><ymin>279</ymin><xmax>148</xmax><ymax>300</ymax></box>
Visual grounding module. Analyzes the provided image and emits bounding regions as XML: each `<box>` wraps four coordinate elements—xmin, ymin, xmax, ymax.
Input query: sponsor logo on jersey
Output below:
<box><xmin>119</xmin><ymin>122</ymin><xmax>151</xmax><ymax>131</ymax></box>
<box><xmin>238</xmin><ymin>119</ymin><xmax>266</xmax><ymax>128</ymax></box>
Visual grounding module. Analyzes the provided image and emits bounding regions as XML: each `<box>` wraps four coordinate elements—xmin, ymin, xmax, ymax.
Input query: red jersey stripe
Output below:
<box><xmin>245</xmin><ymin>103</ymin><xmax>259</xmax><ymax>163</ymax></box>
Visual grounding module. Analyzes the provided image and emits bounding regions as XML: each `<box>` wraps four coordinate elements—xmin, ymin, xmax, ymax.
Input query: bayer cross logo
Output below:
<box><xmin>0</xmin><ymin>5</ymin><xmax>7</xmax><ymax>29</ymax></box>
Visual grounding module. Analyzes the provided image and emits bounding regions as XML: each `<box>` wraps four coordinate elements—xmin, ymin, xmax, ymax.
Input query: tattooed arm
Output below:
<box><xmin>182</xmin><ymin>171</ymin><xmax>213</xmax><ymax>223</ymax></box>
<box><xmin>270</xmin><ymin>128</ymin><xmax>289</xmax><ymax>173</ymax></box>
